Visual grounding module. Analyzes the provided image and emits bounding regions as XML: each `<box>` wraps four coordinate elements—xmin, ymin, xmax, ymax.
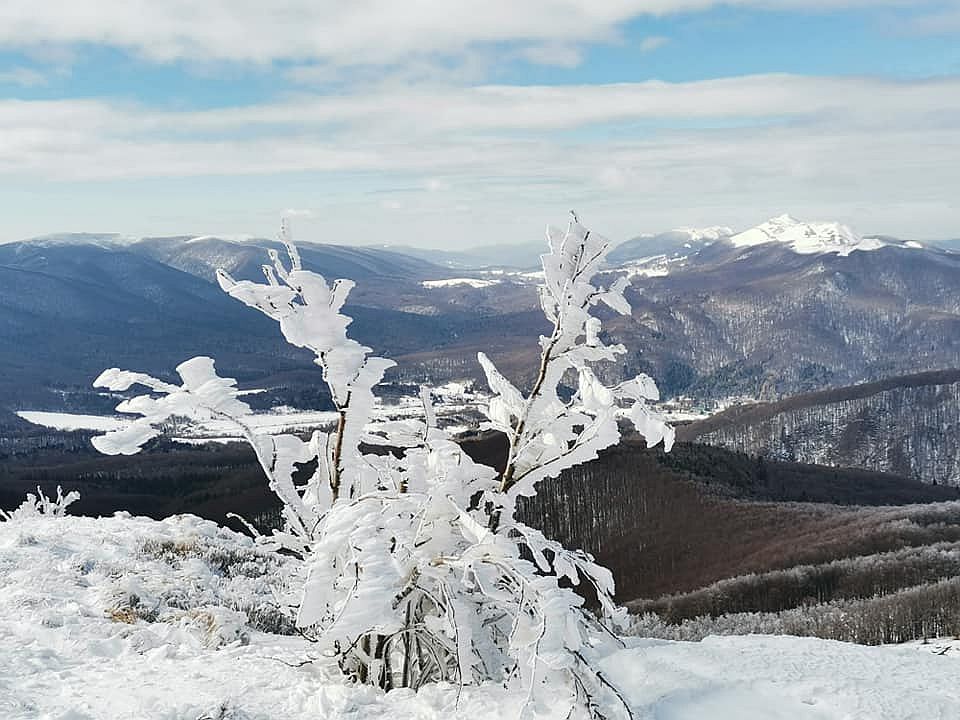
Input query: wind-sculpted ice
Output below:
<box><xmin>92</xmin><ymin>215</ymin><xmax>673</xmax><ymax>719</ymax></box>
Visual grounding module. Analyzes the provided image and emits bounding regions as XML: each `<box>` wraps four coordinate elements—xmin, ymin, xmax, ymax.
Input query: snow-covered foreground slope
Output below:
<box><xmin>1</xmin><ymin>513</ymin><xmax>958</xmax><ymax>719</ymax></box>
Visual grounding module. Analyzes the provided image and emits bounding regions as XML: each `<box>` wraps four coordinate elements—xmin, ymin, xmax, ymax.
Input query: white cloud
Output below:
<box><xmin>79</xmin><ymin>74</ymin><xmax>960</xmax><ymax>137</ymax></box>
<box><xmin>424</xmin><ymin>178</ymin><xmax>450</xmax><ymax>192</ymax></box>
<box><xmin>639</xmin><ymin>36</ymin><xmax>670</xmax><ymax>53</ymax></box>
<box><xmin>282</xmin><ymin>208</ymin><xmax>314</xmax><ymax>218</ymax></box>
<box><xmin>1</xmin><ymin>72</ymin><xmax>958</xmax><ymax>241</ymax></box>
<box><xmin>0</xmin><ymin>66</ymin><xmax>48</xmax><ymax>87</ymax></box>
<box><xmin>2</xmin><ymin>75</ymin><xmax>957</xmax><ymax>181</ymax></box>
<box><xmin>0</xmin><ymin>1</ymin><xmax>949</xmax><ymax>66</ymax></box>
<box><xmin>519</xmin><ymin>44</ymin><xmax>584</xmax><ymax>68</ymax></box>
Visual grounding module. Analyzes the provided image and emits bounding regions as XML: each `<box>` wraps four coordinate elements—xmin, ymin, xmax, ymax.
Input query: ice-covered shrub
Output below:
<box><xmin>92</xmin><ymin>216</ymin><xmax>673</xmax><ymax>718</ymax></box>
<box><xmin>0</xmin><ymin>485</ymin><xmax>79</xmax><ymax>521</ymax></box>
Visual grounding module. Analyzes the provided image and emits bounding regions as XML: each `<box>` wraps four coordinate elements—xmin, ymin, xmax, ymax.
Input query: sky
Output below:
<box><xmin>1</xmin><ymin>1</ymin><xmax>959</xmax><ymax>248</ymax></box>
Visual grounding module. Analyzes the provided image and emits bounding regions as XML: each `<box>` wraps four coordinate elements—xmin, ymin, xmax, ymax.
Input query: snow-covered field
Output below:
<box><xmin>421</xmin><ymin>278</ymin><xmax>501</xmax><ymax>289</ymax></box>
<box><xmin>16</xmin><ymin>382</ymin><xmax>489</xmax><ymax>443</ymax></box>
<box><xmin>17</xmin><ymin>382</ymin><xmax>711</xmax><ymax>445</ymax></box>
<box><xmin>17</xmin><ymin>411</ymin><xmax>128</xmax><ymax>433</ymax></box>
<box><xmin>16</xmin><ymin>409</ymin><xmax>341</xmax><ymax>443</ymax></box>
<box><xmin>1</xmin><ymin>512</ymin><xmax>957</xmax><ymax>719</ymax></box>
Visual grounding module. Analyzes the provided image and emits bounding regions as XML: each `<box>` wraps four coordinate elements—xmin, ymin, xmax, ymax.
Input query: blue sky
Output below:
<box><xmin>1</xmin><ymin>1</ymin><xmax>958</xmax><ymax>246</ymax></box>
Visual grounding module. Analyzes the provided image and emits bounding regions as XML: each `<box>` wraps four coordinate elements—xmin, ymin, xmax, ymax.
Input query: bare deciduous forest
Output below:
<box><xmin>5</xmin><ymin>422</ymin><xmax>960</xmax><ymax>647</ymax></box>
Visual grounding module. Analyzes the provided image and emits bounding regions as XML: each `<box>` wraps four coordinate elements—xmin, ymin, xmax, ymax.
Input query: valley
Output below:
<box><xmin>4</xmin><ymin>213</ymin><xmax>960</xmax><ymax>653</ymax></box>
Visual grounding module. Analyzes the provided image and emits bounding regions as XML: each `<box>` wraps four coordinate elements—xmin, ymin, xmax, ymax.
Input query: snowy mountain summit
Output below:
<box><xmin>672</xmin><ymin>226</ymin><xmax>734</xmax><ymax>244</ymax></box>
<box><xmin>730</xmin><ymin>214</ymin><xmax>890</xmax><ymax>256</ymax></box>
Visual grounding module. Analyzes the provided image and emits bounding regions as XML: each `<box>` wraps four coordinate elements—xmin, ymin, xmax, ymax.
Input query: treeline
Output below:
<box><xmin>629</xmin><ymin>578</ymin><xmax>960</xmax><ymax>646</ymax></box>
<box><xmin>679</xmin><ymin>368</ymin><xmax>960</xmax><ymax>442</ymax></box>
<box><xmin>682</xmin><ymin>372</ymin><xmax>960</xmax><ymax>486</ymax></box>
<box><xmin>0</xmin><ymin>430</ymin><xmax>95</xmax><ymax>458</ymax></box>
<box><xmin>0</xmin><ymin>409</ymin><xmax>97</xmax><ymax>458</ymax></box>
<box><xmin>630</xmin><ymin>541</ymin><xmax>960</xmax><ymax>621</ymax></box>
<box><xmin>0</xmin><ymin>439</ymin><xmax>266</xmax><ymax>526</ymax></box>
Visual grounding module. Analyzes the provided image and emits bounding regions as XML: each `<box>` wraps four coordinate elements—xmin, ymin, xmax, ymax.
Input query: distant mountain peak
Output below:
<box><xmin>730</xmin><ymin>215</ymin><xmax>886</xmax><ymax>256</ymax></box>
<box><xmin>185</xmin><ymin>234</ymin><xmax>253</xmax><ymax>244</ymax></box>
<box><xmin>769</xmin><ymin>213</ymin><xmax>801</xmax><ymax>224</ymax></box>
<box><xmin>606</xmin><ymin>226</ymin><xmax>734</xmax><ymax>265</ymax></box>
<box><xmin>20</xmin><ymin>232</ymin><xmax>135</xmax><ymax>249</ymax></box>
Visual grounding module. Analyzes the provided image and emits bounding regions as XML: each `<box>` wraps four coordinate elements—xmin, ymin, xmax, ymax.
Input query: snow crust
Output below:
<box><xmin>1</xmin><ymin>513</ymin><xmax>958</xmax><ymax>719</ymax></box>
<box><xmin>730</xmin><ymin>214</ymin><xmax>887</xmax><ymax>256</ymax></box>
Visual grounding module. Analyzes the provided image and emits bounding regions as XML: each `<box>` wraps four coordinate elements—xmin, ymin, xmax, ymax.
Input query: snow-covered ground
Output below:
<box><xmin>16</xmin><ymin>409</ymin><xmax>340</xmax><ymax>442</ymax></box>
<box><xmin>16</xmin><ymin>411</ymin><xmax>128</xmax><ymax>433</ymax></box>
<box><xmin>619</xmin><ymin>255</ymin><xmax>679</xmax><ymax>279</ymax></box>
<box><xmin>1</xmin><ymin>512</ymin><xmax>958</xmax><ymax>719</ymax></box>
<box><xmin>18</xmin><ymin>396</ymin><xmax>703</xmax><ymax>443</ymax></box>
<box><xmin>19</xmin><ymin>381</ymin><xmax>717</xmax><ymax>445</ymax></box>
<box><xmin>907</xmin><ymin>637</ymin><xmax>960</xmax><ymax>658</ymax></box>
<box><xmin>421</xmin><ymin>278</ymin><xmax>500</xmax><ymax>289</ymax></box>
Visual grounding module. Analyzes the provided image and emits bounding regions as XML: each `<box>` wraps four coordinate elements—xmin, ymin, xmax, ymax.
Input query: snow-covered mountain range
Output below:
<box><xmin>611</xmin><ymin>214</ymin><xmax>933</xmax><ymax>264</ymax></box>
<box><xmin>2</xmin><ymin>214</ymin><xmax>960</xmax><ymax>413</ymax></box>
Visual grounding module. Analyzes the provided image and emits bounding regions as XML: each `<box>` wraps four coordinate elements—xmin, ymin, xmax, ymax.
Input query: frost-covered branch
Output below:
<box><xmin>90</xmin><ymin>216</ymin><xmax>671</xmax><ymax>719</ymax></box>
<box><xmin>479</xmin><ymin>215</ymin><xmax>674</xmax><ymax>514</ymax></box>
<box><xmin>1</xmin><ymin>486</ymin><xmax>80</xmax><ymax>521</ymax></box>
<box><xmin>216</xmin><ymin>225</ymin><xmax>394</xmax><ymax>501</ymax></box>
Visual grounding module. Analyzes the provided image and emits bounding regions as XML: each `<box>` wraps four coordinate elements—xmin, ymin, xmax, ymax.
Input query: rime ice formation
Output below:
<box><xmin>88</xmin><ymin>217</ymin><xmax>673</xmax><ymax>717</ymax></box>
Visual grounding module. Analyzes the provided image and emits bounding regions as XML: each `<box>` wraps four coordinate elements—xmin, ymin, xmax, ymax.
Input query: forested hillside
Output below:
<box><xmin>6</xmin><ymin>429</ymin><xmax>959</xmax><ymax>622</ymax></box>
<box><xmin>682</xmin><ymin>369</ymin><xmax>960</xmax><ymax>485</ymax></box>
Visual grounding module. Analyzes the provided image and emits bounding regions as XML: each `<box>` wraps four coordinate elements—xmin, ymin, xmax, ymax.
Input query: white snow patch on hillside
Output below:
<box><xmin>17</xmin><ymin>409</ymin><xmax>340</xmax><ymax>438</ymax></box>
<box><xmin>18</xmin><ymin>385</ymin><xmax>490</xmax><ymax>442</ymax></box>
<box><xmin>731</xmin><ymin>214</ymin><xmax>889</xmax><ymax>256</ymax></box>
<box><xmin>477</xmin><ymin>268</ymin><xmax>545</xmax><ymax>283</ymax></box>
<box><xmin>421</xmin><ymin>278</ymin><xmax>500</xmax><ymax>289</ymax></box>
<box><xmin>1</xmin><ymin>512</ymin><xmax>958</xmax><ymax>719</ymax></box>
<box><xmin>624</xmin><ymin>264</ymin><xmax>670</xmax><ymax>278</ymax></box>
<box><xmin>17</xmin><ymin>411</ymin><xmax>130</xmax><ymax>432</ymax></box>
<box><xmin>620</xmin><ymin>254</ymin><xmax>687</xmax><ymax>279</ymax></box>
<box><xmin>186</xmin><ymin>234</ymin><xmax>259</xmax><ymax>244</ymax></box>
